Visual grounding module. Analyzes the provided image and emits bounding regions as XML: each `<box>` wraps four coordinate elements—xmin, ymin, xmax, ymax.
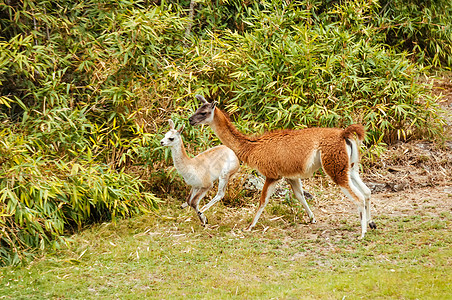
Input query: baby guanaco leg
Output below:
<box><xmin>189</xmin><ymin>186</ymin><xmax>211</xmax><ymax>225</ymax></box>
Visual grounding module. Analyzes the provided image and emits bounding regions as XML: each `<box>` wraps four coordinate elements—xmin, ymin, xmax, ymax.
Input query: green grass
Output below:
<box><xmin>1</xmin><ymin>200</ymin><xmax>451</xmax><ymax>299</ymax></box>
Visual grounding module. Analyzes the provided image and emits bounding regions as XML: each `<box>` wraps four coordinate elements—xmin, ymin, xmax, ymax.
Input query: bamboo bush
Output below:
<box><xmin>374</xmin><ymin>0</ymin><xmax>452</xmax><ymax>67</ymax></box>
<box><xmin>0</xmin><ymin>1</ymin><xmax>169</xmax><ymax>265</ymax></box>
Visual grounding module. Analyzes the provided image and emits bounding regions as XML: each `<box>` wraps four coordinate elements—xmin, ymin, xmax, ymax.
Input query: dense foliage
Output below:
<box><xmin>376</xmin><ymin>0</ymin><xmax>452</xmax><ymax>67</ymax></box>
<box><xmin>0</xmin><ymin>0</ymin><xmax>450</xmax><ymax>265</ymax></box>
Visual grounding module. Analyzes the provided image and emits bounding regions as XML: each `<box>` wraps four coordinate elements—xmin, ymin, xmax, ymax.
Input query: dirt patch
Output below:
<box><xmin>364</xmin><ymin>140</ymin><xmax>451</xmax><ymax>193</ymax></box>
<box><xmin>210</xmin><ymin>183</ymin><xmax>451</xmax><ymax>244</ymax></box>
<box><xmin>361</xmin><ymin>74</ymin><xmax>451</xmax><ymax>193</ymax></box>
<box><xmin>314</xmin><ymin>185</ymin><xmax>452</xmax><ymax>226</ymax></box>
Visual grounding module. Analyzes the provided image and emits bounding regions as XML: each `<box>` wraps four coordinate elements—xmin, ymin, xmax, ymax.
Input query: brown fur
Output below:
<box><xmin>343</xmin><ymin>124</ymin><xmax>365</xmax><ymax>141</ymax></box>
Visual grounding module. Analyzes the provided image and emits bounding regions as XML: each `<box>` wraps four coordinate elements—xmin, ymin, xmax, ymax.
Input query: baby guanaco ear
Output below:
<box><xmin>178</xmin><ymin>124</ymin><xmax>185</xmax><ymax>133</ymax></box>
<box><xmin>211</xmin><ymin>101</ymin><xmax>217</xmax><ymax>109</ymax></box>
<box><xmin>168</xmin><ymin>119</ymin><xmax>175</xmax><ymax>129</ymax></box>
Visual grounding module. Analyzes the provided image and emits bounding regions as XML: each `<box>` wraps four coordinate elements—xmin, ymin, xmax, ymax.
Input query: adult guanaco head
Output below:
<box><xmin>189</xmin><ymin>95</ymin><xmax>217</xmax><ymax>126</ymax></box>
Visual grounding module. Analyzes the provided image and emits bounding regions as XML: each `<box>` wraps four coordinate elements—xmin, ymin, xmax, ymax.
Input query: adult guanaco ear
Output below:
<box><xmin>168</xmin><ymin>119</ymin><xmax>175</xmax><ymax>130</ymax></box>
<box><xmin>178</xmin><ymin>124</ymin><xmax>185</xmax><ymax>133</ymax></box>
<box><xmin>211</xmin><ymin>101</ymin><xmax>217</xmax><ymax>109</ymax></box>
<box><xmin>195</xmin><ymin>94</ymin><xmax>207</xmax><ymax>103</ymax></box>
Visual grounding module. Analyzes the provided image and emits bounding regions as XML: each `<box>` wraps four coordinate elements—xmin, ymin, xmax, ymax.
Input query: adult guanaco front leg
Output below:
<box><xmin>245</xmin><ymin>177</ymin><xmax>279</xmax><ymax>231</ymax></box>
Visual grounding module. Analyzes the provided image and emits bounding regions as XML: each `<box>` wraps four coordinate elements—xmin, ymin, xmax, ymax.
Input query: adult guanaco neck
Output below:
<box><xmin>210</xmin><ymin>108</ymin><xmax>253</xmax><ymax>161</ymax></box>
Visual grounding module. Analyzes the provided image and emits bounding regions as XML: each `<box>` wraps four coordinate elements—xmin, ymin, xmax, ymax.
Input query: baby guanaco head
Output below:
<box><xmin>189</xmin><ymin>95</ymin><xmax>217</xmax><ymax>126</ymax></box>
<box><xmin>160</xmin><ymin>119</ymin><xmax>184</xmax><ymax>147</ymax></box>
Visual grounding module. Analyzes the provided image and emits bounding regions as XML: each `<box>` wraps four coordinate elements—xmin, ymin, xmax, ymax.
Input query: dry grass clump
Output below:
<box><xmin>365</xmin><ymin>141</ymin><xmax>452</xmax><ymax>192</ymax></box>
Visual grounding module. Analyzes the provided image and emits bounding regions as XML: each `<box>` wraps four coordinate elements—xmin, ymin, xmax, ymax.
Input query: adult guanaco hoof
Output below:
<box><xmin>369</xmin><ymin>221</ymin><xmax>377</xmax><ymax>229</ymax></box>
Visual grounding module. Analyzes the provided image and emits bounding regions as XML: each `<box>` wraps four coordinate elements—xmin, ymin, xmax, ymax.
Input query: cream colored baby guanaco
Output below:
<box><xmin>160</xmin><ymin>119</ymin><xmax>240</xmax><ymax>225</ymax></box>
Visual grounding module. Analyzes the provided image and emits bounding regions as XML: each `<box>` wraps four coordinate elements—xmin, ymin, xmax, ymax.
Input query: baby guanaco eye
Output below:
<box><xmin>169</xmin><ymin>137</ymin><xmax>174</xmax><ymax>141</ymax></box>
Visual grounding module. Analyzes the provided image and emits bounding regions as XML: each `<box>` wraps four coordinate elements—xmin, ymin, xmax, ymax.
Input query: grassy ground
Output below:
<box><xmin>1</xmin><ymin>183</ymin><xmax>451</xmax><ymax>299</ymax></box>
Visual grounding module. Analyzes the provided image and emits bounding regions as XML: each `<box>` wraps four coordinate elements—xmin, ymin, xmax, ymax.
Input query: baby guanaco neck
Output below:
<box><xmin>170</xmin><ymin>138</ymin><xmax>191</xmax><ymax>170</ymax></box>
